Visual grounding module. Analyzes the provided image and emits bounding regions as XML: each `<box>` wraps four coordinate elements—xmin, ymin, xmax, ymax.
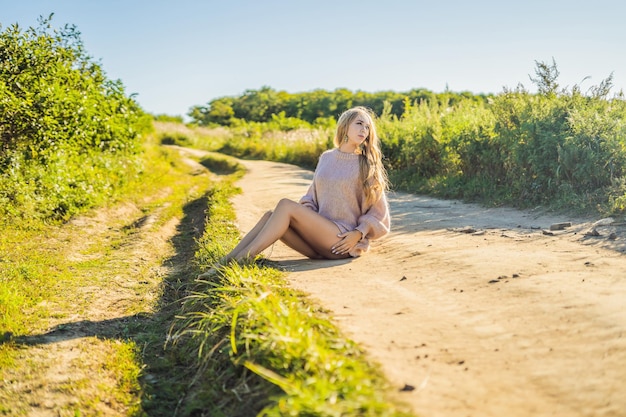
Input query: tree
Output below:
<box><xmin>0</xmin><ymin>15</ymin><xmax>145</xmax><ymax>163</ymax></box>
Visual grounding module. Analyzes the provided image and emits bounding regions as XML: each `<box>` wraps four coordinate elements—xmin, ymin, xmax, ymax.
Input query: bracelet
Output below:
<box><xmin>355</xmin><ymin>229</ymin><xmax>365</xmax><ymax>240</ymax></box>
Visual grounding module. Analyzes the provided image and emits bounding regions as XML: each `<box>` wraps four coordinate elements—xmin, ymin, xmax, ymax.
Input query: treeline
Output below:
<box><xmin>0</xmin><ymin>16</ymin><xmax>150</xmax><ymax>223</ymax></box>
<box><xmin>188</xmin><ymin>86</ymin><xmax>491</xmax><ymax>126</ymax></box>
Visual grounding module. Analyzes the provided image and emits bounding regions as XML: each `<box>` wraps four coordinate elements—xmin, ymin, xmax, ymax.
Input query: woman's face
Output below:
<box><xmin>346</xmin><ymin>114</ymin><xmax>370</xmax><ymax>146</ymax></box>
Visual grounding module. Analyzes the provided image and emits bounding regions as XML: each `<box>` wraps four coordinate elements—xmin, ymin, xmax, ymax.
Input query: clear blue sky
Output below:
<box><xmin>2</xmin><ymin>0</ymin><xmax>625</xmax><ymax>118</ymax></box>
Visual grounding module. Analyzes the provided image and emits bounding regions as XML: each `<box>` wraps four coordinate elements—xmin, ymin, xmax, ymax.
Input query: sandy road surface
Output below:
<box><xmin>229</xmin><ymin>158</ymin><xmax>626</xmax><ymax>417</ymax></box>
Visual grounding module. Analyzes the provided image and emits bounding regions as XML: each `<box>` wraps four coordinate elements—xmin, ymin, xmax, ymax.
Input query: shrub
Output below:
<box><xmin>0</xmin><ymin>16</ymin><xmax>151</xmax><ymax>223</ymax></box>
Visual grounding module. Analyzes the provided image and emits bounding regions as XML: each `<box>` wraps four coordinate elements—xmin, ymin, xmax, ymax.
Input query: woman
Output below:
<box><xmin>201</xmin><ymin>106</ymin><xmax>390</xmax><ymax>276</ymax></box>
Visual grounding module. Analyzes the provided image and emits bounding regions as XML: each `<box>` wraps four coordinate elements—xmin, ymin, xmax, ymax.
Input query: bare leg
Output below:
<box><xmin>197</xmin><ymin>212</ymin><xmax>273</xmax><ymax>278</ymax></box>
<box><xmin>231</xmin><ymin>198</ymin><xmax>348</xmax><ymax>262</ymax></box>
<box><xmin>198</xmin><ymin>199</ymin><xmax>346</xmax><ymax>278</ymax></box>
<box><xmin>221</xmin><ymin>211</ymin><xmax>272</xmax><ymax>264</ymax></box>
<box><xmin>220</xmin><ymin>208</ymin><xmax>326</xmax><ymax>263</ymax></box>
<box><xmin>279</xmin><ymin>228</ymin><xmax>325</xmax><ymax>259</ymax></box>
<box><xmin>229</xmin><ymin>214</ymin><xmax>324</xmax><ymax>261</ymax></box>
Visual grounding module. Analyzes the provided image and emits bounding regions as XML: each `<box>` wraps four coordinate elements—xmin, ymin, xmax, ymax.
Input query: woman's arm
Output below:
<box><xmin>299</xmin><ymin>154</ymin><xmax>324</xmax><ymax>211</ymax></box>
<box><xmin>299</xmin><ymin>180</ymin><xmax>319</xmax><ymax>211</ymax></box>
<box><xmin>356</xmin><ymin>192</ymin><xmax>391</xmax><ymax>240</ymax></box>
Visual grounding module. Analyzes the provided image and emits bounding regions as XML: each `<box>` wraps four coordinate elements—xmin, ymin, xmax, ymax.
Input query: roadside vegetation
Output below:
<box><xmin>0</xmin><ymin>120</ymin><xmax>220</xmax><ymax>410</ymax></box>
<box><xmin>1</xmin><ymin>14</ymin><xmax>151</xmax><ymax>356</ymax></box>
<box><xmin>189</xmin><ymin>61</ymin><xmax>626</xmax><ymax>216</ymax></box>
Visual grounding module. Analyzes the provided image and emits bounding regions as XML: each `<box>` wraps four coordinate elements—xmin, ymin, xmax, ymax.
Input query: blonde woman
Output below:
<box><xmin>201</xmin><ymin>106</ymin><xmax>390</xmax><ymax>275</ymax></box>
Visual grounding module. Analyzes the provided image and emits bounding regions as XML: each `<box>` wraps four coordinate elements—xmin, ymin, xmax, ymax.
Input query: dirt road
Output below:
<box><xmin>230</xmin><ymin>158</ymin><xmax>626</xmax><ymax>417</ymax></box>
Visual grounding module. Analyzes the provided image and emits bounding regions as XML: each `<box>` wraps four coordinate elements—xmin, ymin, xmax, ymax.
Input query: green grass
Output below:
<box><xmin>0</xmin><ymin>129</ymin><xmax>215</xmax><ymax>415</ymax></box>
<box><xmin>154</xmin><ymin>120</ymin><xmax>232</xmax><ymax>151</ymax></box>
<box><xmin>0</xmin><ymin>132</ymin><xmax>208</xmax><ymax>333</ymax></box>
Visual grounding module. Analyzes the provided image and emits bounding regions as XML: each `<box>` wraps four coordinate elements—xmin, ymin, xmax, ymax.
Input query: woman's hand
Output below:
<box><xmin>331</xmin><ymin>230</ymin><xmax>363</xmax><ymax>255</ymax></box>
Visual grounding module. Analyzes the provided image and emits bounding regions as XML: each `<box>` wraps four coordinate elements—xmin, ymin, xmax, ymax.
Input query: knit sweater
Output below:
<box><xmin>299</xmin><ymin>148</ymin><xmax>391</xmax><ymax>257</ymax></box>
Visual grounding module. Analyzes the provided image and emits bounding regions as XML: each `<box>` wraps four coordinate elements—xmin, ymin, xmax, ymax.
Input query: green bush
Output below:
<box><xmin>0</xmin><ymin>147</ymin><xmax>142</xmax><ymax>221</ymax></box>
<box><xmin>488</xmin><ymin>69</ymin><xmax>626</xmax><ymax>209</ymax></box>
<box><xmin>0</xmin><ymin>16</ymin><xmax>151</xmax><ymax>223</ymax></box>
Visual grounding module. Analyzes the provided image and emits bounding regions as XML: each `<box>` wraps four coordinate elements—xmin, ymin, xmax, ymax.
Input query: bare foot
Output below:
<box><xmin>197</xmin><ymin>266</ymin><xmax>219</xmax><ymax>279</ymax></box>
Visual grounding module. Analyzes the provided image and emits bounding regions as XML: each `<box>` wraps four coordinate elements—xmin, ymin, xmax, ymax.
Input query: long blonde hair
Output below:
<box><xmin>334</xmin><ymin>106</ymin><xmax>389</xmax><ymax>205</ymax></box>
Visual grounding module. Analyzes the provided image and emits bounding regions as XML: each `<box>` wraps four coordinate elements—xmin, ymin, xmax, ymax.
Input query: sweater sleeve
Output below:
<box><xmin>355</xmin><ymin>192</ymin><xmax>391</xmax><ymax>240</ymax></box>
<box><xmin>299</xmin><ymin>153</ymin><xmax>325</xmax><ymax>211</ymax></box>
<box><xmin>299</xmin><ymin>178</ymin><xmax>319</xmax><ymax>211</ymax></box>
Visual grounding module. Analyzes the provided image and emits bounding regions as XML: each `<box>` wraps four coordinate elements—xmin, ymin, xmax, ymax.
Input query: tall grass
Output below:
<box><xmin>217</xmin><ymin>117</ymin><xmax>334</xmax><ymax>170</ymax></box>
<box><xmin>154</xmin><ymin>120</ymin><xmax>232</xmax><ymax>150</ymax></box>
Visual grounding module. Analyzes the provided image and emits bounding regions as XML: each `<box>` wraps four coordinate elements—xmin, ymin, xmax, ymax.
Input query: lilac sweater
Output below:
<box><xmin>299</xmin><ymin>148</ymin><xmax>391</xmax><ymax>257</ymax></box>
